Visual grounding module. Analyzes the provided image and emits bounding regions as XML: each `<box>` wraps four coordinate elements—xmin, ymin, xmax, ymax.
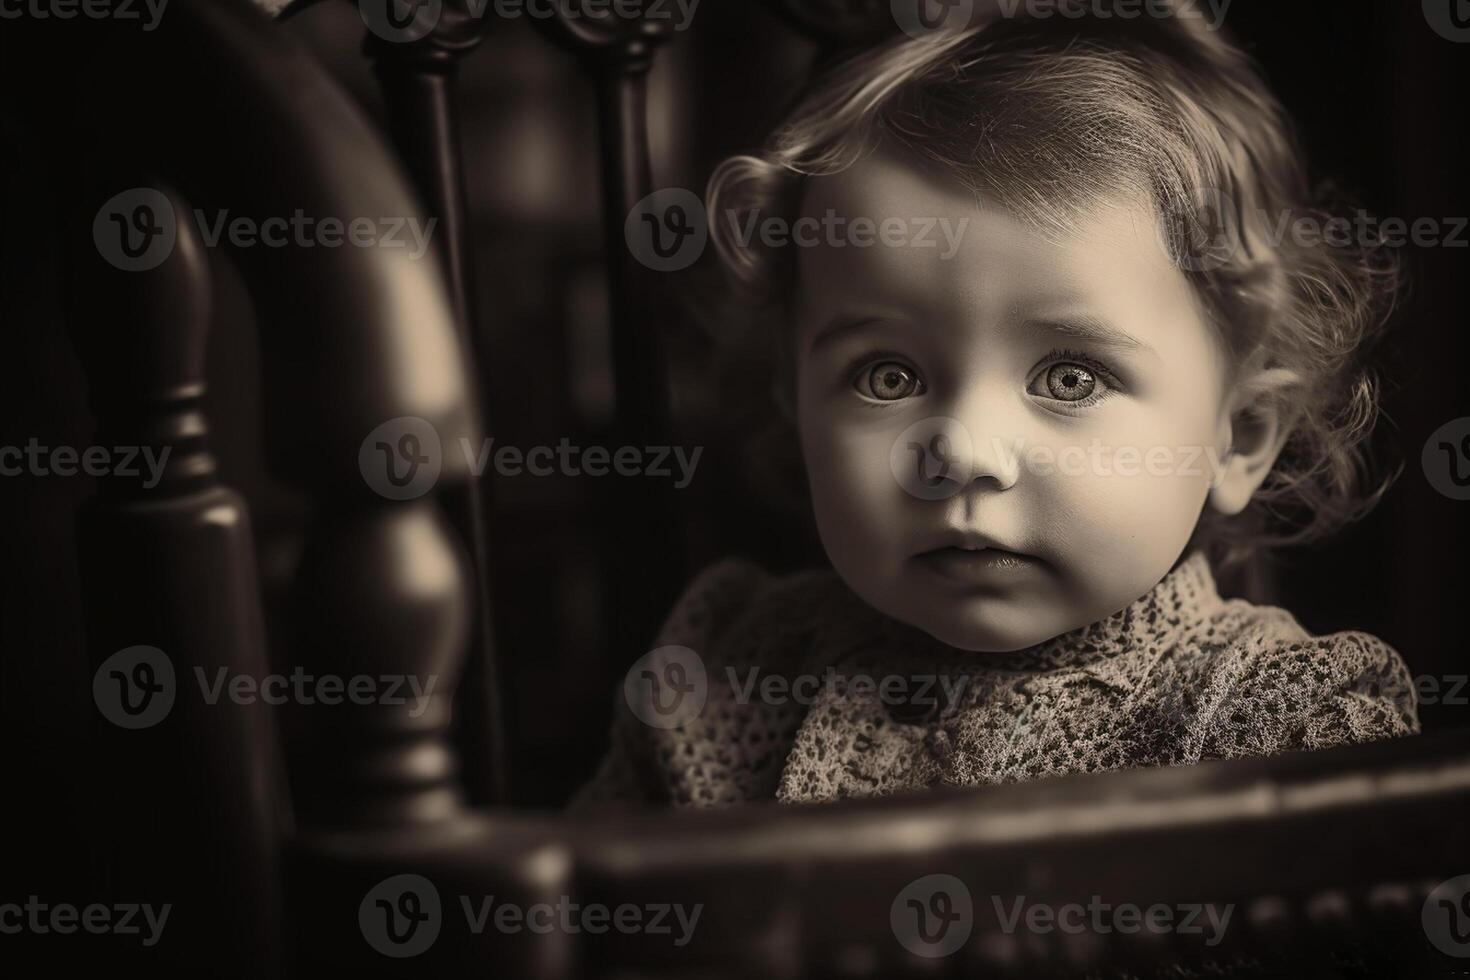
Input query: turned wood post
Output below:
<box><xmin>73</xmin><ymin>179</ymin><xmax>285</xmax><ymax>976</ymax></box>
<box><xmin>538</xmin><ymin>0</ymin><xmax>687</xmax><ymax>663</ymax></box>
<box><xmin>70</xmin><ymin>0</ymin><xmax>492</xmax><ymax>968</ymax></box>
<box><xmin>363</xmin><ymin>0</ymin><xmax>510</xmax><ymax>807</ymax></box>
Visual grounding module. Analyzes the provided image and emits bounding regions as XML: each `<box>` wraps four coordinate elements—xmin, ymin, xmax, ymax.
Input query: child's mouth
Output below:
<box><xmin>915</xmin><ymin>546</ymin><xmax>1043</xmax><ymax>586</ymax></box>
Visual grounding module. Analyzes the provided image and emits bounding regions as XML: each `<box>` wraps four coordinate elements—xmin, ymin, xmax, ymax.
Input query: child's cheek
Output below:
<box><xmin>1037</xmin><ymin>435</ymin><xmax>1215</xmax><ymax>604</ymax></box>
<box><xmin>804</xmin><ymin>414</ymin><xmax>907</xmax><ymax>534</ymax></box>
<box><xmin>799</xmin><ymin>408</ymin><xmax>919</xmax><ymax>589</ymax></box>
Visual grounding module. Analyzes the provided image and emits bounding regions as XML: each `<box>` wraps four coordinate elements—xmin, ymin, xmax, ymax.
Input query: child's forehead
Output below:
<box><xmin>796</xmin><ymin>145</ymin><xmax>1156</xmax><ymax>247</ymax></box>
<box><xmin>795</xmin><ymin>145</ymin><xmax>970</xmax><ymax>224</ymax></box>
<box><xmin>793</xmin><ymin>141</ymin><xmax>1146</xmax><ymax>218</ymax></box>
<box><xmin>791</xmin><ymin>150</ymin><xmax>1188</xmax><ymax>340</ymax></box>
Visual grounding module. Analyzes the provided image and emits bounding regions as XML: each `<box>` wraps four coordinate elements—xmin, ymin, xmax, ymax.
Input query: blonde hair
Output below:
<box><xmin>705</xmin><ymin>1</ymin><xmax>1401</xmax><ymax>563</ymax></box>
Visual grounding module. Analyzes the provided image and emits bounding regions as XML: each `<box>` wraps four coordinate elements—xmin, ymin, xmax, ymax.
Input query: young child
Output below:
<box><xmin>573</xmin><ymin>3</ymin><xmax>1419</xmax><ymax>809</ymax></box>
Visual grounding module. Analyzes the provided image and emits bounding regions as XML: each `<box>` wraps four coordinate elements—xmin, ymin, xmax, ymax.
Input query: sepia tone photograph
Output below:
<box><xmin>1</xmin><ymin>0</ymin><xmax>1468</xmax><ymax>976</ymax></box>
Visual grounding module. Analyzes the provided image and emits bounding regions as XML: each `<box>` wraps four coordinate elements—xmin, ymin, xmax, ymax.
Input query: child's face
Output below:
<box><xmin>791</xmin><ymin>149</ymin><xmax>1236</xmax><ymax>652</ymax></box>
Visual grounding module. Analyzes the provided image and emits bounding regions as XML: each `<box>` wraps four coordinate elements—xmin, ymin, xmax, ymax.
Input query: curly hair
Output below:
<box><xmin>704</xmin><ymin>0</ymin><xmax>1401</xmax><ymax>564</ymax></box>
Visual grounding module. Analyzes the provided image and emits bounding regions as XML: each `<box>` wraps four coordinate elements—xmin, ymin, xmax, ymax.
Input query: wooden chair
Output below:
<box><xmin>62</xmin><ymin>1</ymin><xmax>1470</xmax><ymax>976</ymax></box>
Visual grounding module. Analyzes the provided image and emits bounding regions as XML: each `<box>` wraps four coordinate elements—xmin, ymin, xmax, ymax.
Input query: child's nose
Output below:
<box><xmin>958</xmin><ymin>418</ymin><xmax>1022</xmax><ymax>491</ymax></box>
<box><xmin>924</xmin><ymin>391</ymin><xmax>1025</xmax><ymax>493</ymax></box>
<box><xmin>966</xmin><ymin>427</ymin><xmax>1022</xmax><ymax>490</ymax></box>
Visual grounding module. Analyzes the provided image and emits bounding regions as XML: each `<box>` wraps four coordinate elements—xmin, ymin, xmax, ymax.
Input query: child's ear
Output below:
<box><xmin>1208</xmin><ymin>367</ymin><xmax>1301</xmax><ymax>517</ymax></box>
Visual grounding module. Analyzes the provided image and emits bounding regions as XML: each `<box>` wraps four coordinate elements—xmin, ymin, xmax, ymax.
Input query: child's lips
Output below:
<box><xmin>914</xmin><ymin>546</ymin><xmax>1044</xmax><ymax>586</ymax></box>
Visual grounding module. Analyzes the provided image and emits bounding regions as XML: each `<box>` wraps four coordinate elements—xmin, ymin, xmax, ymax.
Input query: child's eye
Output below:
<box><xmin>854</xmin><ymin>360</ymin><xmax>927</xmax><ymax>402</ymax></box>
<box><xmin>1027</xmin><ymin>350</ymin><xmax>1120</xmax><ymax>410</ymax></box>
<box><xmin>1043</xmin><ymin>363</ymin><xmax>1097</xmax><ymax>401</ymax></box>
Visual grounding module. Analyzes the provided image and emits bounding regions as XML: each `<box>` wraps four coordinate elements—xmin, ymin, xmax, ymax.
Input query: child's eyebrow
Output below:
<box><xmin>806</xmin><ymin>312</ymin><xmax>1160</xmax><ymax>362</ymax></box>
<box><xmin>805</xmin><ymin>315</ymin><xmax>895</xmax><ymax>355</ymax></box>
<box><xmin>1021</xmin><ymin>314</ymin><xmax>1160</xmax><ymax>361</ymax></box>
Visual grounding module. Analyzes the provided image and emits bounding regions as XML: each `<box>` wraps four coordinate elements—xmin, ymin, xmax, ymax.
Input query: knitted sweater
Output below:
<box><xmin>571</xmin><ymin>550</ymin><xmax>1419</xmax><ymax>810</ymax></box>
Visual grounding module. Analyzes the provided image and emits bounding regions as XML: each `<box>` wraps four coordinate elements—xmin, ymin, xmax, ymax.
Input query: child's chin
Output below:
<box><xmin>914</xmin><ymin>599</ymin><xmax>1067</xmax><ymax>654</ymax></box>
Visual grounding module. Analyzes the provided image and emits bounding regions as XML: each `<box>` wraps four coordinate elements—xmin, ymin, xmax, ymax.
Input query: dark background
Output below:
<box><xmin>2</xmin><ymin>0</ymin><xmax>1466</xmax><ymax>903</ymax></box>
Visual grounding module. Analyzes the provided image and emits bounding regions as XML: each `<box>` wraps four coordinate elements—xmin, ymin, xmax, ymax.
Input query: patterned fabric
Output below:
<box><xmin>570</xmin><ymin>551</ymin><xmax>1419</xmax><ymax>811</ymax></box>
